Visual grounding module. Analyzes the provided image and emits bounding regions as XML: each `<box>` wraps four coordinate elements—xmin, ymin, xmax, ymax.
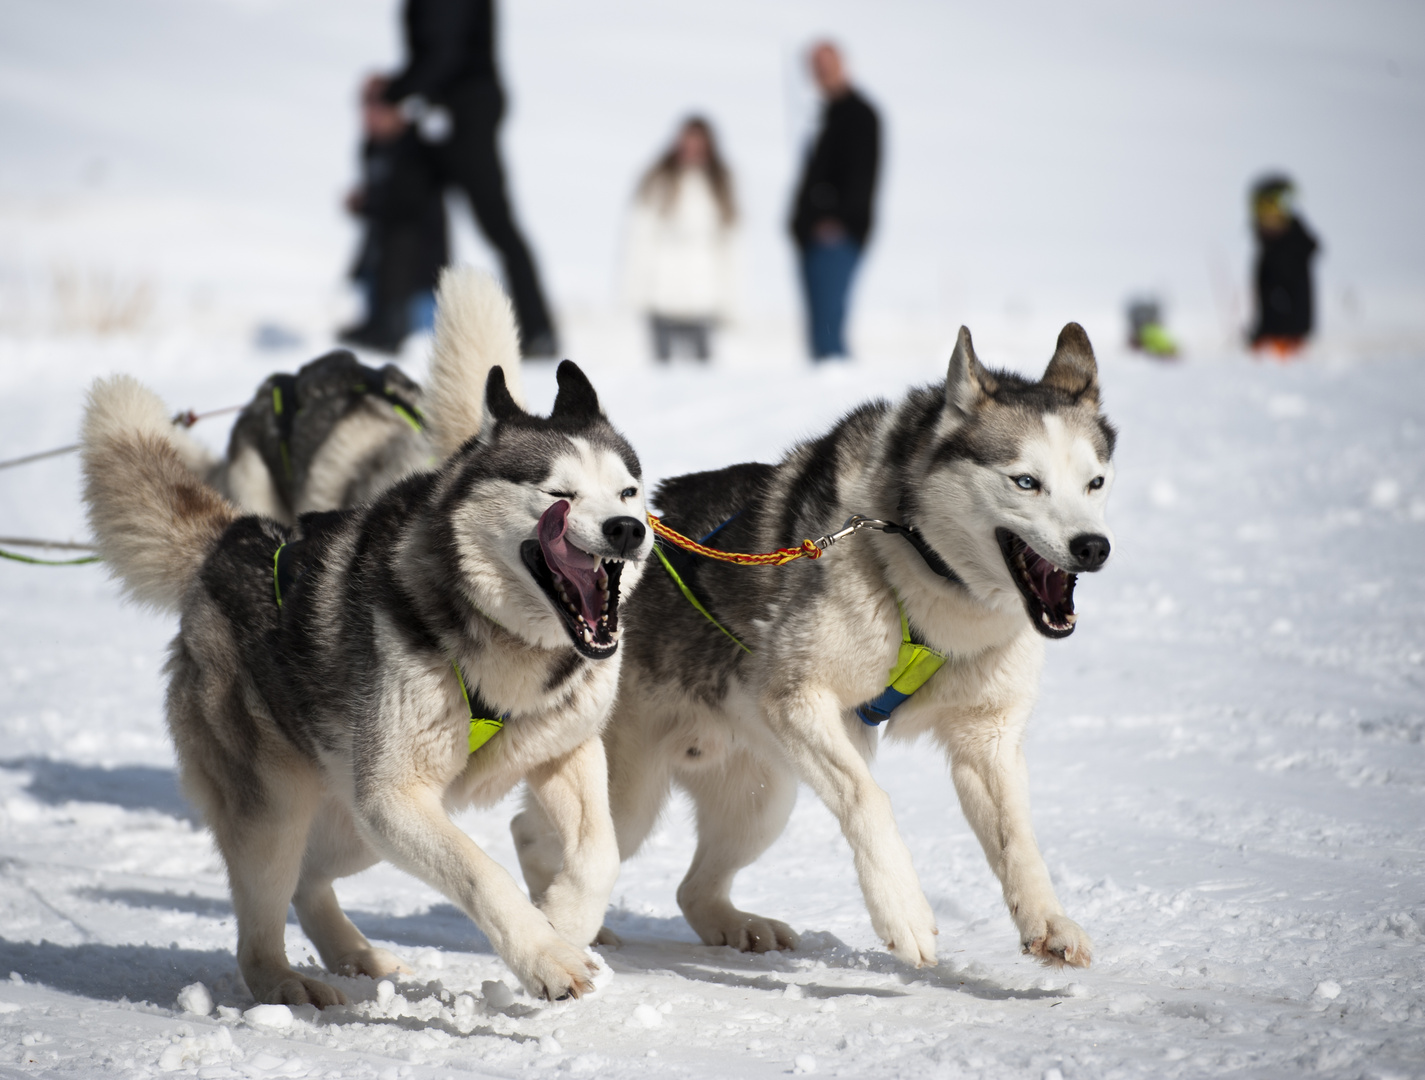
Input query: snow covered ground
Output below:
<box><xmin>3</xmin><ymin>338</ymin><xmax>1424</xmax><ymax>1079</ymax></box>
<box><xmin>3</xmin><ymin>1</ymin><xmax>1425</xmax><ymax>1077</ymax></box>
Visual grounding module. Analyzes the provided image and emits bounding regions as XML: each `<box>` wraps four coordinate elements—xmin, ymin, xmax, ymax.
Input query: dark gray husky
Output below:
<box><xmin>81</xmin><ymin>271</ymin><xmax>653</xmax><ymax>1006</ymax></box>
<box><xmin>175</xmin><ymin>349</ymin><xmax>431</xmax><ymax>523</ymax></box>
<box><xmin>515</xmin><ymin>325</ymin><xmax>1115</xmax><ymax>971</ymax></box>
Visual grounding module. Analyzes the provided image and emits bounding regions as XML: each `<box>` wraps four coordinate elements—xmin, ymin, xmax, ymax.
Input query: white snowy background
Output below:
<box><xmin>2</xmin><ymin>1</ymin><xmax>1424</xmax><ymax>1077</ymax></box>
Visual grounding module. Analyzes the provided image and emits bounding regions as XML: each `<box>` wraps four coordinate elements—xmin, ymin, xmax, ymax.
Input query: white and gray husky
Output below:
<box><xmin>80</xmin><ymin>271</ymin><xmax>654</xmax><ymax>1005</ymax></box>
<box><xmin>514</xmin><ymin>324</ymin><xmax>1115</xmax><ymax>970</ymax></box>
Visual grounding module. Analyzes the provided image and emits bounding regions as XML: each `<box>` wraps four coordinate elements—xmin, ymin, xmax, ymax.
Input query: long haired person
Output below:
<box><xmin>623</xmin><ymin>117</ymin><xmax>738</xmax><ymax>362</ymax></box>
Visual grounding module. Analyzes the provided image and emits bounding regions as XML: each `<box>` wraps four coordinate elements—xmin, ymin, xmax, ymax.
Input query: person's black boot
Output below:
<box><xmin>338</xmin><ymin>299</ymin><xmax>408</xmax><ymax>355</ymax></box>
<box><xmin>337</xmin><ymin>320</ymin><xmax>404</xmax><ymax>355</ymax></box>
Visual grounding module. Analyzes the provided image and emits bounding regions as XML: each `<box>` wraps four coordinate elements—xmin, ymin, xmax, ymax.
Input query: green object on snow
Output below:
<box><xmin>1139</xmin><ymin>322</ymin><xmax>1178</xmax><ymax>357</ymax></box>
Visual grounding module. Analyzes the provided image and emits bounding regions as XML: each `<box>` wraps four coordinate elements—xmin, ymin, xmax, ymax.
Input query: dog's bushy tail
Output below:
<box><xmin>426</xmin><ymin>267</ymin><xmax>526</xmax><ymax>459</ymax></box>
<box><xmin>81</xmin><ymin>375</ymin><xmax>237</xmax><ymax>613</ymax></box>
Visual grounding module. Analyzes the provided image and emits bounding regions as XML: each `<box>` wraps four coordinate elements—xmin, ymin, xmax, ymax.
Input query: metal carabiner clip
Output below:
<box><xmin>813</xmin><ymin>515</ymin><xmax>898</xmax><ymax>551</ymax></box>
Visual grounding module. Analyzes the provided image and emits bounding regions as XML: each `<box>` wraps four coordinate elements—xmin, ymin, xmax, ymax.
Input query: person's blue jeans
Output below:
<box><xmin>800</xmin><ymin>237</ymin><xmax>862</xmax><ymax>359</ymax></box>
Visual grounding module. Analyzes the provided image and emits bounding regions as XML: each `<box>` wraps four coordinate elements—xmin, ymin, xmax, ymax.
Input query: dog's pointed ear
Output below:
<box><xmin>480</xmin><ymin>365</ymin><xmax>525</xmax><ymax>433</ymax></box>
<box><xmin>550</xmin><ymin>360</ymin><xmax>603</xmax><ymax>422</ymax></box>
<box><xmin>1041</xmin><ymin>323</ymin><xmax>1099</xmax><ymax>403</ymax></box>
<box><xmin>944</xmin><ymin>326</ymin><xmax>996</xmax><ymax>420</ymax></box>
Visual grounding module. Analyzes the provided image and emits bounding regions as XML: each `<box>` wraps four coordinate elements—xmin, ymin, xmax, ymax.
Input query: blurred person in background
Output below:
<box><xmin>623</xmin><ymin>117</ymin><xmax>738</xmax><ymax>362</ymax></box>
<box><xmin>790</xmin><ymin>40</ymin><xmax>881</xmax><ymax>361</ymax></box>
<box><xmin>339</xmin><ymin>77</ymin><xmax>448</xmax><ymax>354</ymax></box>
<box><xmin>1248</xmin><ymin>174</ymin><xmax>1319</xmax><ymax>359</ymax></box>
<box><xmin>376</xmin><ymin>0</ymin><xmax>559</xmax><ymax>357</ymax></box>
<box><xmin>1126</xmin><ymin>296</ymin><xmax>1179</xmax><ymax>359</ymax></box>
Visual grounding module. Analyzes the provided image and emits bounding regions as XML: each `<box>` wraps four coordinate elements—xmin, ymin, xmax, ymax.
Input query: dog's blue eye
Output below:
<box><xmin>1013</xmin><ymin>475</ymin><xmax>1040</xmax><ymax>491</ymax></box>
<box><xmin>621</xmin><ymin>487</ymin><xmax>637</xmax><ymax>499</ymax></box>
<box><xmin>1088</xmin><ymin>476</ymin><xmax>1105</xmax><ymax>491</ymax></box>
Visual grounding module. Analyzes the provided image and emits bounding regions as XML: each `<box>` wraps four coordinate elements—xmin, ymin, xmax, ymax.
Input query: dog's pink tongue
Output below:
<box><xmin>537</xmin><ymin>500</ymin><xmax>601</xmax><ymax>625</ymax></box>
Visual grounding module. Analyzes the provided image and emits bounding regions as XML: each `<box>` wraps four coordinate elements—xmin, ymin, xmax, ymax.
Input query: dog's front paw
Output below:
<box><xmin>1021</xmin><ymin>913</ymin><xmax>1093</xmax><ymax>968</ymax></box>
<box><xmin>332</xmin><ymin>946</ymin><xmax>410</xmax><ymax>980</ymax></box>
<box><xmin>514</xmin><ymin>937</ymin><xmax>601</xmax><ymax>1002</ymax></box>
<box><xmin>685</xmin><ymin>902</ymin><xmax>798</xmax><ymax>953</ymax></box>
<box><xmin>871</xmin><ymin>893</ymin><xmax>939</xmax><ymax>968</ymax></box>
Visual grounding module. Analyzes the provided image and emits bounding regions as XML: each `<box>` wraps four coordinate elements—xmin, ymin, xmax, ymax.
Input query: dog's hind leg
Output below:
<box><xmin>168</xmin><ymin>655</ymin><xmax>347</xmax><ymax>1007</ymax></box>
<box><xmin>675</xmin><ymin>749</ymin><xmax>799</xmax><ymax>953</ymax></box>
<box><xmin>520</xmin><ymin>736</ymin><xmax>620</xmax><ymax>947</ymax></box>
<box><xmin>943</xmin><ymin>712</ymin><xmax>1093</xmax><ymax>968</ymax></box>
<box><xmin>209</xmin><ymin>762</ymin><xmax>350</xmax><ymax>1007</ymax></box>
<box><xmin>293</xmin><ymin>796</ymin><xmax>409</xmax><ymax>980</ymax></box>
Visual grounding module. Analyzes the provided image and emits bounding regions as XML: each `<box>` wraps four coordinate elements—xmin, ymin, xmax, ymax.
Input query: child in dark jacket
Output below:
<box><xmin>1248</xmin><ymin>174</ymin><xmax>1319</xmax><ymax>359</ymax></box>
<box><xmin>339</xmin><ymin>78</ymin><xmax>448</xmax><ymax>355</ymax></box>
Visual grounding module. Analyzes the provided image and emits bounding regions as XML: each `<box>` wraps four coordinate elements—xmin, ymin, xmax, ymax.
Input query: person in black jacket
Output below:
<box><xmin>378</xmin><ymin>0</ymin><xmax>558</xmax><ymax>356</ymax></box>
<box><xmin>789</xmin><ymin>42</ymin><xmax>881</xmax><ymax>360</ymax></box>
<box><xmin>1248</xmin><ymin>174</ymin><xmax>1319</xmax><ymax>359</ymax></box>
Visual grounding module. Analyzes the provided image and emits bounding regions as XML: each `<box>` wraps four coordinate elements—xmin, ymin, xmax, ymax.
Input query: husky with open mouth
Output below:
<box><xmin>80</xmin><ymin>269</ymin><xmax>652</xmax><ymax>1006</ymax></box>
<box><xmin>512</xmin><ymin>323</ymin><xmax>1115</xmax><ymax>971</ymax></box>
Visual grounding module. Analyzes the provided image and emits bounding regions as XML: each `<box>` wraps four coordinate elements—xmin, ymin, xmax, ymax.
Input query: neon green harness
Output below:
<box><xmin>453</xmin><ymin>660</ymin><xmax>505</xmax><ymax>753</ymax></box>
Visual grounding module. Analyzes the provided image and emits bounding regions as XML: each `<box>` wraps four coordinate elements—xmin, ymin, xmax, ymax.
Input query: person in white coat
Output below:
<box><xmin>623</xmin><ymin>117</ymin><xmax>738</xmax><ymax>361</ymax></box>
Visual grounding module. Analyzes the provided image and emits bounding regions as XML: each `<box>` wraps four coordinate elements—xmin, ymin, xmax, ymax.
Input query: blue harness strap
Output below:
<box><xmin>856</xmin><ymin>599</ymin><xmax>946</xmax><ymax>726</ymax></box>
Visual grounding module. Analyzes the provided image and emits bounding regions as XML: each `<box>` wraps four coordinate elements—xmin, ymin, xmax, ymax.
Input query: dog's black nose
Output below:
<box><xmin>602</xmin><ymin>515</ymin><xmax>646</xmax><ymax>556</ymax></box>
<box><xmin>1069</xmin><ymin>533</ymin><xmax>1111</xmax><ymax>571</ymax></box>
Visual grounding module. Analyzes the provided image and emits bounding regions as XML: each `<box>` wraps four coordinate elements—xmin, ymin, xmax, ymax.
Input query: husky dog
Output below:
<box><xmin>514</xmin><ymin>324</ymin><xmax>1114</xmax><ymax>970</ymax></box>
<box><xmin>81</xmin><ymin>270</ymin><xmax>654</xmax><ymax>1005</ymax></box>
<box><xmin>175</xmin><ymin>350</ymin><xmax>431</xmax><ymax>524</ymax></box>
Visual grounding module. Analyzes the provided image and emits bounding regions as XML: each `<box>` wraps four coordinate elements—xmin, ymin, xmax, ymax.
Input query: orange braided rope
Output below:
<box><xmin>647</xmin><ymin>514</ymin><xmax>823</xmax><ymax>566</ymax></box>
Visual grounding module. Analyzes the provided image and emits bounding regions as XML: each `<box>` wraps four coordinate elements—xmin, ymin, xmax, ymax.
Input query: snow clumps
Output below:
<box><xmin>175</xmin><ymin>981</ymin><xmax>213</xmax><ymax>1016</ymax></box>
<box><xmin>242</xmin><ymin>1003</ymin><xmax>294</xmax><ymax>1029</ymax></box>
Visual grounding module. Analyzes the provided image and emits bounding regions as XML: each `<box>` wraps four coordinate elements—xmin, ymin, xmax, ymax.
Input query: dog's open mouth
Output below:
<box><xmin>996</xmin><ymin>527</ymin><xmax>1077</xmax><ymax>639</ymax></box>
<box><xmin>521</xmin><ymin>500</ymin><xmax>624</xmax><ymax>659</ymax></box>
